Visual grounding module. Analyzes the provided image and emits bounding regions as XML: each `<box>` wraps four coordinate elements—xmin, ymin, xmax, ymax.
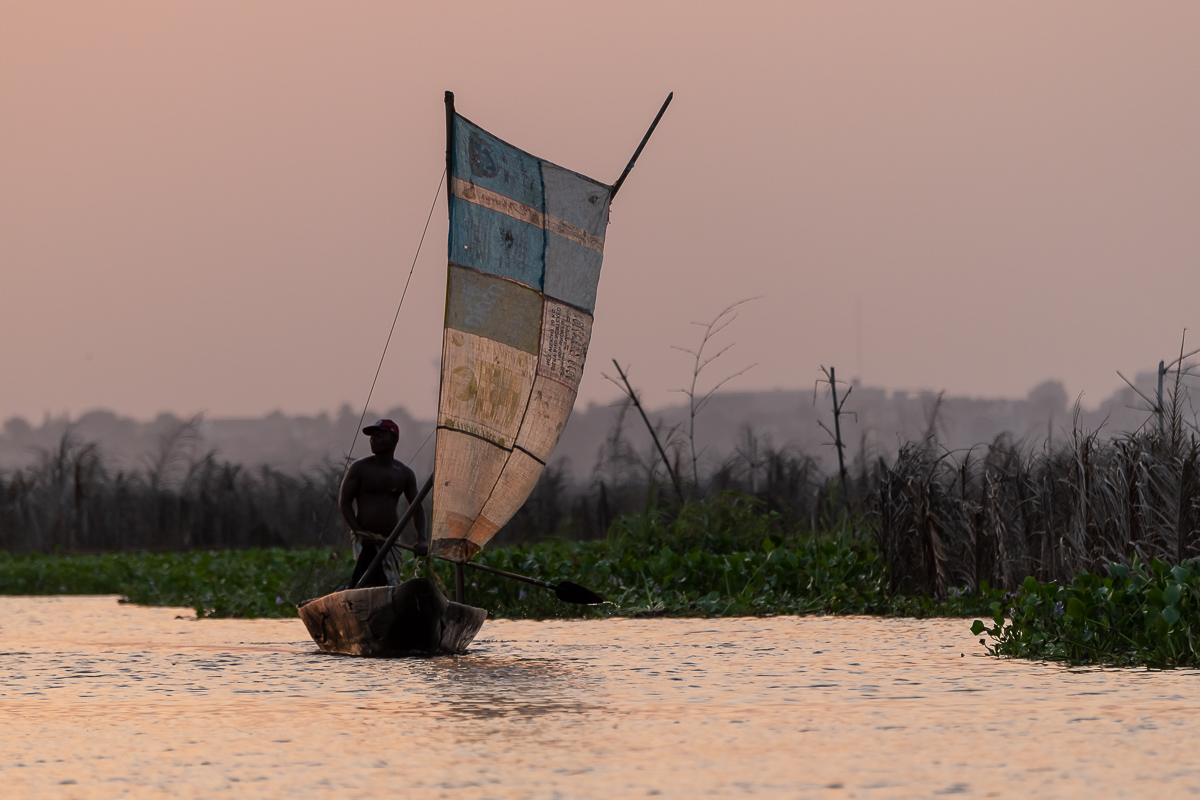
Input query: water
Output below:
<box><xmin>2</xmin><ymin>596</ymin><xmax>1199</xmax><ymax>798</ymax></box>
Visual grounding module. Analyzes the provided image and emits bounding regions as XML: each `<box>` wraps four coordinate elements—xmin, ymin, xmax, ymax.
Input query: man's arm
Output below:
<box><xmin>403</xmin><ymin>468</ymin><xmax>429</xmax><ymax>557</ymax></box>
<box><xmin>338</xmin><ymin>465</ymin><xmax>362</xmax><ymax>535</ymax></box>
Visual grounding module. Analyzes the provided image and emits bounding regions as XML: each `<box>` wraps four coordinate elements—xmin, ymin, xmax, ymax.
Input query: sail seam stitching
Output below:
<box><xmin>435</xmin><ymin>425</ymin><xmax>552</xmax><ymax>464</ymax></box>
<box><xmin>436</xmin><ymin>425</ymin><xmax>514</xmax><ymax>452</ymax></box>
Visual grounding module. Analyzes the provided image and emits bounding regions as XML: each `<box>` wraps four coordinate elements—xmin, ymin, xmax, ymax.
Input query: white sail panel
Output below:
<box><xmin>537</xmin><ymin>299</ymin><xmax>592</xmax><ymax>387</ymax></box>
<box><xmin>430</xmin><ymin>430</ymin><xmax>510</xmax><ymax>562</ymax></box>
<box><xmin>514</xmin><ymin>377</ymin><xmax>578</xmax><ymax>462</ymax></box>
<box><xmin>511</xmin><ymin>300</ymin><xmax>593</xmax><ymax>460</ymax></box>
<box><xmin>468</xmin><ymin>449</ymin><xmax>544</xmax><ymax>545</ymax></box>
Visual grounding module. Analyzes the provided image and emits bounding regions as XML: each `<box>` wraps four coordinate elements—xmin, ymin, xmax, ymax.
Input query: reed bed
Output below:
<box><xmin>0</xmin><ymin>412</ymin><xmax>842</xmax><ymax>554</ymax></box>
<box><xmin>0</xmin><ymin>432</ymin><xmax>343</xmax><ymax>552</ymax></box>
<box><xmin>875</xmin><ymin>413</ymin><xmax>1200</xmax><ymax>598</ymax></box>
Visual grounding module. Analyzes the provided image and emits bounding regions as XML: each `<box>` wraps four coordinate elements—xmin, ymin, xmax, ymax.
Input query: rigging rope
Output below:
<box><xmin>302</xmin><ymin>168</ymin><xmax>446</xmax><ymax>597</ymax></box>
<box><xmin>346</xmin><ymin>166</ymin><xmax>447</xmax><ymax>468</ymax></box>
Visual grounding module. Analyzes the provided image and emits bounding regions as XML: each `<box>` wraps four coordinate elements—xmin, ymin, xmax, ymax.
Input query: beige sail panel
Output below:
<box><xmin>430</xmin><ymin>429</ymin><xmax>509</xmax><ymax>561</ymax></box>
<box><xmin>438</xmin><ymin>330</ymin><xmax>537</xmax><ymax>448</ymax></box>
<box><xmin>468</xmin><ymin>449</ymin><xmax>545</xmax><ymax>544</ymax></box>
<box><xmin>514</xmin><ymin>376</ymin><xmax>577</xmax><ymax>463</ymax></box>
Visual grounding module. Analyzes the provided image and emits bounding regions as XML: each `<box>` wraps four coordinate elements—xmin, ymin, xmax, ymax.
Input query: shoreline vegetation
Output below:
<box><xmin>973</xmin><ymin>558</ymin><xmax>1200</xmax><ymax>669</ymax></box>
<box><xmin>0</xmin><ymin>496</ymin><xmax>1002</xmax><ymax>622</ymax></box>
<box><xmin>5</xmin><ymin>361</ymin><xmax>1200</xmax><ymax>666</ymax></box>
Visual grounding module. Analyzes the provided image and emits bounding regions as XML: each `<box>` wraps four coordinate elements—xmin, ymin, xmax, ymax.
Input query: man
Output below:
<box><xmin>338</xmin><ymin>419</ymin><xmax>428</xmax><ymax>588</ymax></box>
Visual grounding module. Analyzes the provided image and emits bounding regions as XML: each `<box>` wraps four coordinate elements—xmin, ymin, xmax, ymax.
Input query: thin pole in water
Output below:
<box><xmin>384</xmin><ymin>540</ymin><xmax>606</xmax><ymax>605</ymax></box>
<box><xmin>830</xmin><ymin>366</ymin><xmax>848</xmax><ymax>486</ymax></box>
<box><xmin>454</xmin><ymin>562</ymin><xmax>466</xmax><ymax>604</ymax></box>
<box><xmin>1157</xmin><ymin>360</ymin><xmax>1166</xmax><ymax>437</ymax></box>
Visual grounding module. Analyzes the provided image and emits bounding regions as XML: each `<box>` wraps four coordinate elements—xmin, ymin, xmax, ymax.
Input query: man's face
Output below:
<box><xmin>369</xmin><ymin>431</ymin><xmax>398</xmax><ymax>455</ymax></box>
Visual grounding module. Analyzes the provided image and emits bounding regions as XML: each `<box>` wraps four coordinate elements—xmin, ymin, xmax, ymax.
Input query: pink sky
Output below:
<box><xmin>3</xmin><ymin>2</ymin><xmax>1199</xmax><ymax>423</ymax></box>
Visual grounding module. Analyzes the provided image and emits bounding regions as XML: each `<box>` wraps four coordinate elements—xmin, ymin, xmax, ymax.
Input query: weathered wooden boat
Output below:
<box><xmin>297</xmin><ymin>90</ymin><xmax>669</xmax><ymax>657</ymax></box>
<box><xmin>297</xmin><ymin>579</ymin><xmax>486</xmax><ymax>657</ymax></box>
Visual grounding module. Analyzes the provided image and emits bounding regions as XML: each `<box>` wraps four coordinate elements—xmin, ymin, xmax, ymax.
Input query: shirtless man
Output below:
<box><xmin>338</xmin><ymin>419</ymin><xmax>428</xmax><ymax>588</ymax></box>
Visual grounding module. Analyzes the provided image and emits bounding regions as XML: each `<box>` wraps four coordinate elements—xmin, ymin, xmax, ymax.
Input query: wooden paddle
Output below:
<box><xmin>353</xmin><ymin>474</ymin><xmax>606</xmax><ymax>604</ymax></box>
<box><xmin>374</xmin><ymin>538</ymin><xmax>606</xmax><ymax>605</ymax></box>
<box><xmin>455</xmin><ymin>559</ymin><xmax>606</xmax><ymax>605</ymax></box>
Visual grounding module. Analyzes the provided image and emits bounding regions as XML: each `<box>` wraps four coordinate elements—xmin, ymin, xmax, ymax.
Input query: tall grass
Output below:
<box><xmin>0</xmin><ymin>429</ymin><xmax>343</xmax><ymax>552</ymax></box>
<box><xmin>0</xmin><ymin>417</ymin><xmax>848</xmax><ymax>560</ymax></box>
<box><xmin>875</xmin><ymin>392</ymin><xmax>1200</xmax><ymax>596</ymax></box>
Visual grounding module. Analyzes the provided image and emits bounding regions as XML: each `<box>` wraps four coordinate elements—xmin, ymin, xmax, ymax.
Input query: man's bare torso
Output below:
<box><xmin>341</xmin><ymin>457</ymin><xmax>418</xmax><ymax>536</ymax></box>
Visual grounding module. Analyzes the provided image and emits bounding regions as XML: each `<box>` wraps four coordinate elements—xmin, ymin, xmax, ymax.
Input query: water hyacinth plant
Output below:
<box><xmin>0</xmin><ymin>548</ymin><xmax>353</xmax><ymax>618</ymax></box>
<box><xmin>972</xmin><ymin>556</ymin><xmax>1200</xmax><ymax>667</ymax></box>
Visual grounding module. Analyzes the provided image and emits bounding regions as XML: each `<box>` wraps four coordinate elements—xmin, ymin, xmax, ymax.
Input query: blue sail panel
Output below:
<box><xmin>451</xmin><ymin>116</ymin><xmax>543</xmax><ymax>210</ymax></box>
<box><xmin>450</xmin><ymin>201</ymin><xmax>545</xmax><ymax>289</ymax></box>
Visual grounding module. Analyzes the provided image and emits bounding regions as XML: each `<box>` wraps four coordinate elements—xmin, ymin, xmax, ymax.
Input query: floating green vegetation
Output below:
<box><xmin>0</xmin><ymin>549</ymin><xmax>354</xmax><ymax>618</ymax></box>
<box><xmin>973</xmin><ymin>557</ymin><xmax>1200</xmax><ymax>668</ymax></box>
<box><xmin>456</xmin><ymin>533</ymin><xmax>997</xmax><ymax>620</ymax></box>
<box><xmin>0</xmin><ymin>495</ymin><xmax>1003</xmax><ymax>620</ymax></box>
<box><xmin>466</xmin><ymin>495</ymin><xmax>1000</xmax><ymax>620</ymax></box>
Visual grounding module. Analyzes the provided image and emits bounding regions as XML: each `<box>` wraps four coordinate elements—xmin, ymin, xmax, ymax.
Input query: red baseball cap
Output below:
<box><xmin>362</xmin><ymin>419</ymin><xmax>399</xmax><ymax>437</ymax></box>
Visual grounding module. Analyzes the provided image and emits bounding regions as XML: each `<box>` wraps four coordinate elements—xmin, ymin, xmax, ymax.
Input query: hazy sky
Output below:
<box><xmin>4</xmin><ymin>2</ymin><xmax>1199</xmax><ymax>423</ymax></box>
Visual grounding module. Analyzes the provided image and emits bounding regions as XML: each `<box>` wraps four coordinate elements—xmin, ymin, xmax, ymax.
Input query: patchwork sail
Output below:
<box><xmin>430</xmin><ymin>94</ymin><xmax>613</xmax><ymax>561</ymax></box>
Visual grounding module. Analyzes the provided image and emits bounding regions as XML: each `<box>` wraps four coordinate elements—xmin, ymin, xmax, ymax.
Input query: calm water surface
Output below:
<box><xmin>2</xmin><ymin>596</ymin><xmax>1199</xmax><ymax>798</ymax></box>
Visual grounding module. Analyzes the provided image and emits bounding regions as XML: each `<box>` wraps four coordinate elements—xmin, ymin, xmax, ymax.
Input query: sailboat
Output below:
<box><xmin>298</xmin><ymin>91</ymin><xmax>671</xmax><ymax>656</ymax></box>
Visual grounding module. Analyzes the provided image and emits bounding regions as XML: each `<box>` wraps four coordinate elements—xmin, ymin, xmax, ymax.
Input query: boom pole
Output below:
<box><xmin>610</xmin><ymin>92</ymin><xmax>673</xmax><ymax>198</ymax></box>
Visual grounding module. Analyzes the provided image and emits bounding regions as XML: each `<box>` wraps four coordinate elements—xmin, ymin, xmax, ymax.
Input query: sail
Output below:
<box><xmin>430</xmin><ymin>101</ymin><xmax>613</xmax><ymax>562</ymax></box>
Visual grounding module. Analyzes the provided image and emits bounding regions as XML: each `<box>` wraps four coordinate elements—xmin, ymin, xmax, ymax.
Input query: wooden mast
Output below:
<box><xmin>444</xmin><ymin>90</ymin><xmax>467</xmax><ymax>605</ymax></box>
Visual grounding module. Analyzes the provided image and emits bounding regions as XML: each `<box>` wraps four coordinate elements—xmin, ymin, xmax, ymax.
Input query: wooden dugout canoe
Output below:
<box><xmin>297</xmin><ymin>578</ymin><xmax>486</xmax><ymax>657</ymax></box>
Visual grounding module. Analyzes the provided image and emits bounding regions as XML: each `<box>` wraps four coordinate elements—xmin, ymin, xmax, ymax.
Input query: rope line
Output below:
<box><xmin>347</xmin><ymin>166</ymin><xmax>447</xmax><ymax>466</ymax></box>
<box><xmin>307</xmin><ymin>166</ymin><xmax>446</xmax><ymax>595</ymax></box>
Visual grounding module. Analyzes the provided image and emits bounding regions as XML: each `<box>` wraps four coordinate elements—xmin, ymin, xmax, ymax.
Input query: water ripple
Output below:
<box><xmin>2</xmin><ymin>596</ymin><xmax>1199</xmax><ymax>797</ymax></box>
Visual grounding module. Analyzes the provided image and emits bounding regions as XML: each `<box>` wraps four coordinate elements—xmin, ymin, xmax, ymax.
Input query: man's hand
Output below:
<box><xmin>413</xmin><ymin>538</ymin><xmax>429</xmax><ymax>558</ymax></box>
<box><xmin>351</xmin><ymin>530</ymin><xmax>386</xmax><ymax>547</ymax></box>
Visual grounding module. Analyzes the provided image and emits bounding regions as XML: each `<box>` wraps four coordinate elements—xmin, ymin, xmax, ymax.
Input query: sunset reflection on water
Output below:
<box><xmin>2</xmin><ymin>596</ymin><xmax>1199</xmax><ymax>798</ymax></box>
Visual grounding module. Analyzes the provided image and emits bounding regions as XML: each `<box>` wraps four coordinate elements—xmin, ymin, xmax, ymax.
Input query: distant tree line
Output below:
<box><xmin>6</xmin><ymin>372</ymin><xmax>1200</xmax><ymax>603</ymax></box>
<box><xmin>0</xmin><ymin>403</ymin><xmax>851</xmax><ymax>554</ymax></box>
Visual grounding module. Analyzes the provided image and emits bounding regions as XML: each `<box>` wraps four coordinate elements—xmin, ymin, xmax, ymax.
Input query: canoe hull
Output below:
<box><xmin>297</xmin><ymin>579</ymin><xmax>486</xmax><ymax>656</ymax></box>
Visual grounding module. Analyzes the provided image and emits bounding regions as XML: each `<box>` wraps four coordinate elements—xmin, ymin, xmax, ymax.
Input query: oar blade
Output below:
<box><xmin>554</xmin><ymin>580</ymin><xmax>606</xmax><ymax>605</ymax></box>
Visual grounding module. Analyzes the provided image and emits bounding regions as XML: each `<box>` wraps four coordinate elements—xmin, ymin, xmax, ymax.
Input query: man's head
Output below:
<box><xmin>363</xmin><ymin>419</ymin><xmax>399</xmax><ymax>456</ymax></box>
